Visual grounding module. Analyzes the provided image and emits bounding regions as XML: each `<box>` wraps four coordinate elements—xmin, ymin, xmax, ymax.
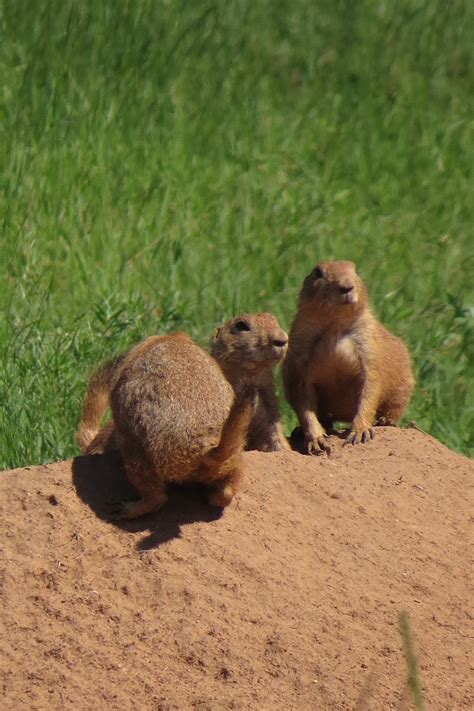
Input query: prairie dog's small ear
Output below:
<box><xmin>211</xmin><ymin>326</ymin><xmax>222</xmax><ymax>344</ymax></box>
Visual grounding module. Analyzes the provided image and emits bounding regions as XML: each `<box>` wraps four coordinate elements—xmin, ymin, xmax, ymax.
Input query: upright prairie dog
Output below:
<box><xmin>211</xmin><ymin>313</ymin><xmax>289</xmax><ymax>452</ymax></box>
<box><xmin>283</xmin><ymin>260</ymin><xmax>415</xmax><ymax>454</ymax></box>
<box><xmin>77</xmin><ymin>333</ymin><xmax>256</xmax><ymax>519</ymax></box>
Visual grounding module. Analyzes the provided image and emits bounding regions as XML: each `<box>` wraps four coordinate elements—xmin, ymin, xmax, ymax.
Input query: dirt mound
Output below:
<box><xmin>1</xmin><ymin>428</ymin><xmax>472</xmax><ymax>710</ymax></box>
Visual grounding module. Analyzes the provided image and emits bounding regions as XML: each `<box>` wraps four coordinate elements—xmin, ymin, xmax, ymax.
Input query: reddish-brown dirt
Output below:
<box><xmin>1</xmin><ymin>427</ymin><xmax>472</xmax><ymax>710</ymax></box>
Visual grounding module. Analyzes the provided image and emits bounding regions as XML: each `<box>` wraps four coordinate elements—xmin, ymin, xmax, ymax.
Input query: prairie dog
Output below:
<box><xmin>211</xmin><ymin>313</ymin><xmax>289</xmax><ymax>452</ymax></box>
<box><xmin>283</xmin><ymin>260</ymin><xmax>415</xmax><ymax>454</ymax></box>
<box><xmin>77</xmin><ymin>333</ymin><xmax>256</xmax><ymax>518</ymax></box>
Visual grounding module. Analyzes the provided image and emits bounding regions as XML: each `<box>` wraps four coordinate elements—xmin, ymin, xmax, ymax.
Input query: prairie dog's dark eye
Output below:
<box><xmin>313</xmin><ymin>266</ymin><xmax>325</xmax><ymax>279</ymax></box>
<box><xmin>233</xmin><ymin>320</ymin><xmax>251</xmax><ymax>332</ymax></box>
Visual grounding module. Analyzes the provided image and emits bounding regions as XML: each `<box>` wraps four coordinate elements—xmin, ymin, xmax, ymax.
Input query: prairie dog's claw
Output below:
<box><xmin>307</xmin><ymin>435</ymin><xmax>331</xmax><ymax>456</ymax></box>
<box><xmin>344</xmin><ymin>426</ymin><xmax>375</xmax><ymax>446</ymax></box>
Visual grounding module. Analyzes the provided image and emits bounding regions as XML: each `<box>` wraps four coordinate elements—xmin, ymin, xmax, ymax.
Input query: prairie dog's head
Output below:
<box><xmin>211</xmin><ymin>313</ymin><xmax>288</xmax><ymax>375</ymax></box>
<box><xmin>299</xmin><ymin>260</ymin><xmax>367</xmax><ymax>314</ymax></box>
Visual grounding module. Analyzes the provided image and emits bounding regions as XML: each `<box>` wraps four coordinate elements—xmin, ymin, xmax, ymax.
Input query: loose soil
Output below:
<box><xmin>1</xmin><ymin>428</ymin><xmax>472</xmax><ymax>710</ymax></box>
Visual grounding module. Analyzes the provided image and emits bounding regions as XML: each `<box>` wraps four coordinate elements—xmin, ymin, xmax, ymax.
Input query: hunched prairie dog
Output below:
<box><xmin>211</xmin><ymin>313</ymin><xmax>290</xmax><ymax>452</ymax></box>
<box><xmin>282</xmin><ymin>260</ymin><xmax>415</xmax><ymax>454</ymax></box>
<box><xmin>77</xmin><ymin>333</ymin><xmax>256</xmax><ymax>518</ymax></box>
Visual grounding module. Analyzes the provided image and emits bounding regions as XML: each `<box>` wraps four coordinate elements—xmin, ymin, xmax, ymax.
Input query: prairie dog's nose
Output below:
<box><xmin>339</xmin><ymin>284</ymin><xmax>354</xmax><ymax>294</ymax></box>
<box><xmin>273</xmin><ymin>332</ymin><xmax>288</xmax><ymax>348</ymax></box>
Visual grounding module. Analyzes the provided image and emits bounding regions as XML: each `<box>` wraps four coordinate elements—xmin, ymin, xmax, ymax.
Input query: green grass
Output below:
<box><xmin>1</xmin><ymin>0</ymin><xmax>473</xmax><ymax>468</ymax></box>
<box><xmin>399</xmin><ymin>611</ymin><xmax>426</xmax><ymax>710</ymax></box>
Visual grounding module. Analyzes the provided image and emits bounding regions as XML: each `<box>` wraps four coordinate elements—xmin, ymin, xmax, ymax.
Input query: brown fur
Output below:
<box><xmin>77</xmin><ymin>333</ymin><xmax>256</xmax><ymax>518</ymax></box>
<box><xmin>211</xmin><ymin>313</ymin><xmax>289</xmax><ymax>452</ymax></box>
<box><xmin>282</xmin><ymin>260</ymin><xmax>415</xmax><ymax>454</ymax></box>
<box><xmin>77</xmin><ymin>335</ymin><xmax>193</xmax><ymax>455</ymax></box>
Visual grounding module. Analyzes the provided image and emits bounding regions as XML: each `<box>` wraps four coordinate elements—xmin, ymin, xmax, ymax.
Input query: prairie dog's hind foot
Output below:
<box><xmin>208</xmin><ymin>479</ymin><xmax>238</xmax><ymax>508</ymax></box>
<box><xmin>375</xmin><ymin>415</ymin><xmax>398</xmax><ymax>427</ymax></box>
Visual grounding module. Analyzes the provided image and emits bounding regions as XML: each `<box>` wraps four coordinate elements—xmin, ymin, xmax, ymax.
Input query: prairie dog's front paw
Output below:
<box><xmin>344</xmin><ymin>422</ymin><xmax>375</xmax><ymax>446</ymax></box>
<box><xmin>306</xmin><ymin>423</ymin><xmax>331</xmax><ymax>456</ymax></box>
<box><xmin>290</xmin><ymin>426</ymin><xmax>331</xmax><ymax>456</ymax></box>
<box><xmin>307</xmin><ymin>434</ymin><xmax>331</xmax><ymax>456</ymax></box>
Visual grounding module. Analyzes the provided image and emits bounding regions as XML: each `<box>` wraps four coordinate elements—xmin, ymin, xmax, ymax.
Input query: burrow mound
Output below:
<box><xmin>1</xmin><ymin>428</ymin><xmax>472</xmax><ymax>710</ymax></box>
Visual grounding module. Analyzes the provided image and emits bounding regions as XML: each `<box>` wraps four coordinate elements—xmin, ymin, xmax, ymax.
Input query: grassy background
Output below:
<box><xmin>1</xmin><ymin>0</ymin><xmax>473</xmax><ymax>468</ymax></box>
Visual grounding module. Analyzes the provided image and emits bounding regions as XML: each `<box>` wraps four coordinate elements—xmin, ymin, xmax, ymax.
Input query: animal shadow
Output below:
<box><xmin>71</xmin><ymin>452</ymin><xmax>223</xmax><ymax>550</ymax></box>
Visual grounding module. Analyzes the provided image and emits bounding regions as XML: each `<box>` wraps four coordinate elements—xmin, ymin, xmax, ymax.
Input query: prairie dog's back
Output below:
<box><xmin>111</xmin><ymin>334</ymin><xmax>234</xmax><ymax>479</ymax></box>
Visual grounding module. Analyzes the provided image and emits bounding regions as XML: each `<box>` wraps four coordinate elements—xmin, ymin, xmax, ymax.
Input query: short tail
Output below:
<box><xmin>83</xmin><ymin>420</ymin><xmax>119</xmax><ymax>455</ymax></box>
<box><xmin>202</xmin><ymin>384</ymin><xmax>257</xmax><ymax>473</ymax></box>
<box><xmin>76</xmin><ymin>355</ymin><xmax>124</xmax><ymax>453</ymax></box>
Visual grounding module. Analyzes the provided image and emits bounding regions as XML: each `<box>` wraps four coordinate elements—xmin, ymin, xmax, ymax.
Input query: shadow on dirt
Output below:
<box><xmin>71</xmin><ymin>452</ymin><xmax>223</xmax><ymax>550</ymax></box>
